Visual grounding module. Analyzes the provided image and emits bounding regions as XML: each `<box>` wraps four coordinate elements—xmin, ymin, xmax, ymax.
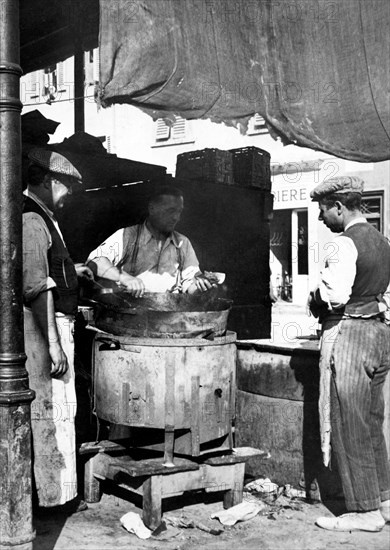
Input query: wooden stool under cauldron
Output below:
<box><xmin>81</xmin><ymin>441</ymin><xmax>268</xmax><ymax>530</ymax></box>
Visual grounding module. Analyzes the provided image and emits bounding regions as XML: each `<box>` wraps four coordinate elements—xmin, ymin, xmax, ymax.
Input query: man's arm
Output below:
<box><xmin>87</xmin><ymin>228</ymin><xmax>145</xmax><ymax>297</ymax></box>
<box><xmin>74</xmin><ymin>263</ymin><xmax>94</xmax><ymax>281</ymax></box>
<box><xmin>30</xmin><ymin>290</ymin><xmax>68</xmax><ymax>378</ymax></box>
<box><xmin>179</xmin><ymin>237</ymin><xmax>214</xmax><ymax>294</ymax></box>
<box><xmin>309</xmin><ymin>235</ymin><xmax>357</xmax><ymax>315</ymax></box>
<box><xmin>382</xmin><ymin>281</ymin><xmax>390</xmax><ymax>324</ymax></box>
<box><xmin>23</xmin><ymin>213</ymin><xmax>68</xmax><ymax>377</ymax></box>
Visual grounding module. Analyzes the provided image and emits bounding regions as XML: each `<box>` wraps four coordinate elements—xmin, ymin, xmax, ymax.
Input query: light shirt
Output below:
<box><xmin>88</xmin><ymin>222</ymin><xmax>200</xmax><ymax>293</ymax></box>
<box><xmin>22</xmin><ymin>190</ymin><xmax>58</xmax><ymax>303</ymax></box>
<box><xmin>318</xmin><ymin>217</ymin><xmax>389</xmax><ymax>316</ymax></box>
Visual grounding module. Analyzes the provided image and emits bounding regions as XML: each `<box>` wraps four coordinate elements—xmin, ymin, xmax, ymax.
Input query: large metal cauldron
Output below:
<box><xmin>94</xmin><ymin>288</ymin><xmax>232</xmax><ymax>338</ymax></box>
<box><xmin>93</xmin><ymin>331</ymin><xmax>237</xmax><ymax>456</ymax></box>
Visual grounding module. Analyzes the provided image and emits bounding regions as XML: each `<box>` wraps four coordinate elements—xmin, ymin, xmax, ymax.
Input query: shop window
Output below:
<box><xmin>246</xmin><ymin>113</ymin><xmax>269</xmax><ymax>136</ymax></box>
<box><xmin>270</xmin><ymin>209</ymin><xmax>293</xmax><ymax>301</ymax></box>
<box><xmin>152</xmin><ymin>116</ymin><xmax>194</xmax><ymax>147</ymax></box>
<box><xmin>361</xmin><ymin>192</ymin><xmax>383</xmax><ymax>232</ymax></box>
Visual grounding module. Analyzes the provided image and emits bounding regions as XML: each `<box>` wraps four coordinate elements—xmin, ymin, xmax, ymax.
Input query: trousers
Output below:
<box><xmin>320</xmin><ymin>317</ymin><xmax>390</xmax><ymax>511</ymax></box>
<box><xmin>24</xmin><ymin>308</ymin><xmax>78</xmax><ymax>507</ymax></box>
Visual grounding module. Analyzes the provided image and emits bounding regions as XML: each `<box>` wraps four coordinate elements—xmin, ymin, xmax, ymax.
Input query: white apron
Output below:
<box><xmin>318</xmin><ymin>318</ymin><xmax>342</xmax><ymax>467</ymax></box>
<box><xmin>24</xmin><ymin>307</ymin><xmax>77</xmax><ymax>506</ymax></box>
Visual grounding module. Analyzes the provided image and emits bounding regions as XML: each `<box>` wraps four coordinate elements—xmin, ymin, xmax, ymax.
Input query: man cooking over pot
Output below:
<box><xmin>87</xmin><ymin>186</ymin><xmax>219</xmax><ymax>295</ymax></box>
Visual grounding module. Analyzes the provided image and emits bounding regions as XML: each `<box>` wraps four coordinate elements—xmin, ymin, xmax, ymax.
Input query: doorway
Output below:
<box><xmin>292</xmin><ymin>209</ymin><xmax>309</xmax><ymax>304</ymax></box>
<box><xmin>270</xmin><ymin>210</ymin><xmax>292</xmax><ymax>302</ymax></box>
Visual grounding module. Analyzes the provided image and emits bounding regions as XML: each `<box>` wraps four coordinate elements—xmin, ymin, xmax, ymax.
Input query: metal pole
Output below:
<box><xmin>0</xmin><ymin>0</ymin><xmax>35</xmax><ymax>548</ymax></box>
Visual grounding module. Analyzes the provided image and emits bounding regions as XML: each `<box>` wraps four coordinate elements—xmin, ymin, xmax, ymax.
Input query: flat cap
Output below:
<box><xmin>28</xmin><ymin>148</ymin><xmax>82</xmax><ymax>181</ymax></box>
<box><xmin>310</xmin><ymin>176</ymin><xmax>364</xmax><ymax>200</ymax></box>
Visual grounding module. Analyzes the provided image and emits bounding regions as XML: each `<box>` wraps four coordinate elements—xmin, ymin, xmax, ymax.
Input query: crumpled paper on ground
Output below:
<box><xmin>210</xmin><ymin>501</ymin><xmax>264</xmax><ymax>526</ymax></box>
<box><xmin>284</xmin><ymin>484</ymin><xmax>306</xmax><ymax>499</ymax></box>
<box><xmin>120</xmin><ymin>512</ymin><xmax>152</xmax><ymax>539</ymax></box>
<box><xmin>245</xmin><ymin>477</ymin><xmax>279</xmax><ymax>494</ymax></box>
<box><xmin>165</xmin><ymin>514</ymin><xmax>223</xmax><ymax>535</ymax></box>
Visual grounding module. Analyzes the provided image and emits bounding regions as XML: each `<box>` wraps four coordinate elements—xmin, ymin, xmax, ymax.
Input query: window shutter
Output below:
<box><xmin>26</xmin><ymin>71</ymin><xmax>39</xmax><ymax>98</ymax></box>
<box><xmin>93</xmin><ymin>48</ymin><xmax>100</xmax><ymax>83</ymax></box>
<box><xmin>85</xmin><ymin>52</ymin><xmax>94</xmax><ymax>85</ymax></box>
<box><xmin>253</xmin><ymin>113</ymin><xmax>265</xmax><ymax>126</ymax></box>
<box><xmin>172</xmin><ymin>116</ymin><xmax>187</xmax><ymax>139</ymax></box>
<box><xmin>247</xmin><ymin>113</ymin><xmax>268</xmax><ymax>135</ymax></box>
<box><xmin>39</xmin><ymin>70</ymin><xmax>45</xmax><ymax>97</ymax></box>
<box><xmin>57</xmin><ymin>62</ymin><xmax>64</xmax><ymax>87</ymax></box>
<box><xmin>155</xmin><ymin>118</ymin><xmax>171</xmax><ymax>140</ymax></box>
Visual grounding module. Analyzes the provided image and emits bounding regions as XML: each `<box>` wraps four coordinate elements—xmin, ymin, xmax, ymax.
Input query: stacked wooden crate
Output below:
<box><xmin>176</xmin><ymin>146</ymin><xmax>271</xmax><ymax>189</ymax></box>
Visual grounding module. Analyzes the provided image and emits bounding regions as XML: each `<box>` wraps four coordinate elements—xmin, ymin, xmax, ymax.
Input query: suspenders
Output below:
<box><xmin>118</xmin><ymin>223</ymin><xmax>184</xmax><ymax>283</ymax></box>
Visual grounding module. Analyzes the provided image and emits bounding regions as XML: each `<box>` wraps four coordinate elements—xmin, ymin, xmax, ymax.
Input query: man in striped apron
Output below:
<box><xmin>308</xmin><ymin>176</ymin><xmax>390</xmax><ymax>532</ymax></box>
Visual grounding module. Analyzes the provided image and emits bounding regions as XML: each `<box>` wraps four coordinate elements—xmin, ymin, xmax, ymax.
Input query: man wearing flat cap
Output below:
<box><xmin>23</xmin><ymin>149</ymin><xmax>93</xmax><ymax>513</ymax></box>
<box><xmin>308</xmin><ymin>176</ymin><xmax>390</xmax><ymax>532</ymax></box>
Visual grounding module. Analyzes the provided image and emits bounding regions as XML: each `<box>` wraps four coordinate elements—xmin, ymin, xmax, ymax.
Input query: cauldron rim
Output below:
<box><xmin>92</xmin><ymin>288</ymin><xmax>233</xmax><ymax>313</ymax></box>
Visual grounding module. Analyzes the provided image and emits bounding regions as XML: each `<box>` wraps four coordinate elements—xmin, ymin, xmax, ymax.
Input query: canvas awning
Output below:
<box><xmin>18</xmin><ymin>0</ymin><xmax>390</xmax><ymax>162</ymax></box>
<box><xmin>98</xmin><ymin>0</ymin><xmax>390</xmax><ymax>162</ymax></box>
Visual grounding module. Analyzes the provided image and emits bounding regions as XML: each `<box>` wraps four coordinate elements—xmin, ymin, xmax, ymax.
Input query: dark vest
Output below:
<box><xmin>23</xmin><ymin>196</ymin><xmax>78</xmax><ymax>315</ymax></box>
<box><xmin>342</xmin><ymin>222</ymin><xmax>390</xmax><ymax>315</ymax></box>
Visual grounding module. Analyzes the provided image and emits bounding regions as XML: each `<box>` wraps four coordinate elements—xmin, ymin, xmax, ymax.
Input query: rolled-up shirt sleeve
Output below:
<box><xmin>23</xmin><ymin>213</ymin><xmax>56</xmax><ymax>303</ymax></box>
<box><xmin>318</xmin><ymin>235</ymin><xmax>357</xmax><ymax>309</ymax></box>
<box><xmin>87</xmin><ymin>229</ymin><xmax>124</xmax><ymax>266</ymax></box>
<box><xmin>179</xmin><ymin>237</ymin><xmax>201</xmax><ymax>292</ymax></box>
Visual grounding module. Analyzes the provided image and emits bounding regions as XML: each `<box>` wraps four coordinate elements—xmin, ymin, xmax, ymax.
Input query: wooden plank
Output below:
<box><xmin>112</xmin><ymin>461</ymin><xmax>246</xmax><ymax>501</ymax></box>
<box><xmin>164</xmin><ymin>356</ymin><xmax>175</xmax><ymax>427</ymax></box>
<box><xmin>223</xmin><ymin>462</ymin><xmax>245</xmax><ymax>508</ymax></box>
<box><xmin>164</xmin><ymin>356</ymin><xmax>176</xmax><ymax>465</ymax></box>
<box><xmin>119</xmin><ymin>381</ymin><xmax>130</xmax><ymax>424</ymax></box>
<box><xmin>163</xmin><ymin>427</ymin><xmax>175</xmax><ymax>467</ymax></box>
<box><xmin>142</xmin><ymin>476</ymin><xmax>162</xmax><ymax>530</ymax></box>
<box><xmin>161</xmin><ymin>469</ymin><xmax>204</xmax><ymax>496</ymax></box>
<box><xmin>78</xmin><ymin>440</ymin><xmax>127</xmax><ymax>455</ymax></box>
<box><xmin>107</xmin><ymin>456</ymin><xmax>199</xmax><ymax>478</ymax></box>
<box><xmin>203</xmin><ymin>447</ymin><xmax>270</xmax><ymax>465</ymax></box>
<box><xmin>191</xmin><ymin>375</ymin><xmax>200</xmax><ymax>456</ymax></box>
<box><xmin>161</xmin><ymin>462</ymin><xmax>243</xmax><ymax>498</ymax></box>
<box><xmin>228</xmin><ymin>370</ymin><xmax>234</xmax><ymax>448</ymax></box>
<box><xmin>84</xmin><ymin>456</ymin><xmax>102</xmax><ymax>503</ymax></box>
<box><xmin>201</xmin><ymin>464</ymin><xmax>235</xmax><ymax>492</ymax></box>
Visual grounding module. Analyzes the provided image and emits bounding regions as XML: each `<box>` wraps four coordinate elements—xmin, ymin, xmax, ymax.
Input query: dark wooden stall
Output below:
<box><xmin>59</xmin><ymin>175</ymin><xmax>273</xmax><ymax>340</ymax></box>
<box><xmin>174</xmin><ymin>178</ymin><xmax>273</xmax><ymax>339</ymax></box>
